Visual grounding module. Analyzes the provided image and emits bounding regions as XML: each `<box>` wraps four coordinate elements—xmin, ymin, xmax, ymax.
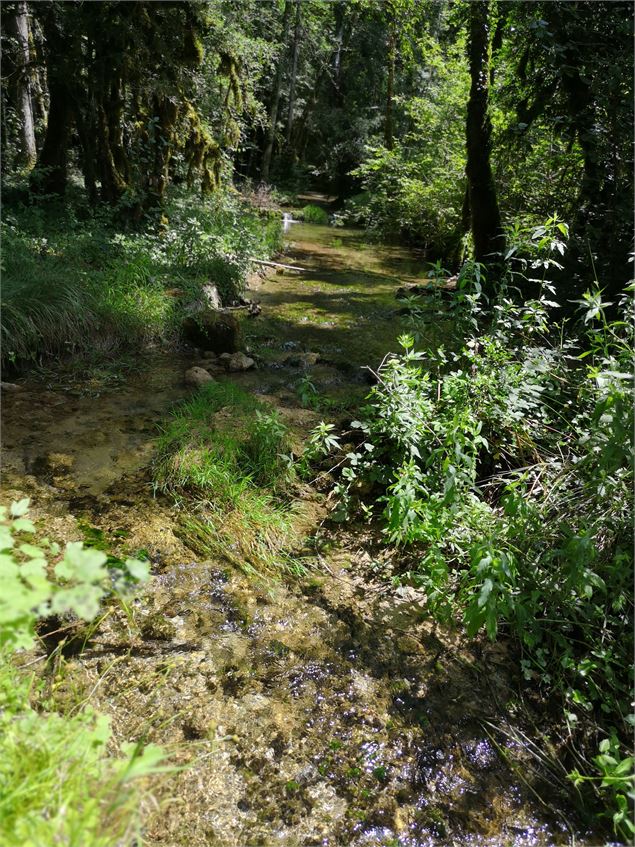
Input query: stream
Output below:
<box><xmin>1</xmin><ymin>220</ymin><xmax>595</xmax><ymax>846</ymax></box>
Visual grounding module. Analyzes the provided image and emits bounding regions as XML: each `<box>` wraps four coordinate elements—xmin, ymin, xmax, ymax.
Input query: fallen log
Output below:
<box><xmin>250</xmin><ymin>258</ymin><xmax>305</xmax><ymax>272</ymax></box>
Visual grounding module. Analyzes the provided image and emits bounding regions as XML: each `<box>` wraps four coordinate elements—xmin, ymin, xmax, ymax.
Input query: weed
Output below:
<box><xmin>0</xmin><ymin>502</ymin><xmax>167</xmax><ymax>846</ymax></box>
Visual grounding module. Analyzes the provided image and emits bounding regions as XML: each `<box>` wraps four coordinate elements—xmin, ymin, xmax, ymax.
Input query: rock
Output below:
<box><xmin>182</xmin><ymin>309</ymin><xmax>241</xmax><ymax>353</ymax></box>
<box><xmin>184</xmin><ymin>367</ymin><xmax>215</xmax><ymax>388</ymax></box>
<box><xmin>284</xmin><ymin>351</ymin><xmax>320</xmax><ymax>368</ymax></box>
<box><xmin>140</xmin><ymin>613</ymin><xmax>177</xmax><ymax>641</ymax></box>
<box><xmin>184</xmin><ymin>282</ymin><xmax>223</xmax><ymax>313</ymax></box>
<box><xmin>227</xmin><ymin>352</ymin><xmax>255</xmax><ymax>372</ymax></box>
<box><xmin>1</xmin><ymin>381</ymin><xmax>22</xmax><ymax>392</ymax></box>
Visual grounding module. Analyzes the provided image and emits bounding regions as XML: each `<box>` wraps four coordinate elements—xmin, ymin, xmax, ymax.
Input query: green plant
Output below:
<box><xmin>569</xmin><ymin>735</ymin><xmax>635</xmax><ymax>840</ymax></box>
<box><xmin>154</xmin><ymin>382</ymin><xmax>295</xmax><ymax>571</ymax></box>
<box><xmin>0</xmin><ymin>502</ymin><xmax>168</xmax><ymax>847</ymax></box>
<box><xmin>0</xmin><ymin>499</ymin><xmax>149</xmax><ymax>651</ymax></box>
<box><xmin>325</xmin><ymin>226</ymin><xmax>633</xmax><ymax>834</ymax></box>
<box><xmin>302</xmin><ymin>204</ymin><xmax>329</xmax><ymax>225</ymax></box>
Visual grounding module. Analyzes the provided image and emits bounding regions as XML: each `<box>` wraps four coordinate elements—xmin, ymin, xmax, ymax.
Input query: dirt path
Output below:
<box><xmin>0</xmin><ymin>222</ymin><xmax>591</xmax><ymax>846</ymax></box>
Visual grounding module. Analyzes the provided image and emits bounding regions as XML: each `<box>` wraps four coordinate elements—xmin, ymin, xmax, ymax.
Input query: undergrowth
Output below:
<box><xmin>1</xmin><ymin>187</ymin><xmax>281</xmax><ymax>368</ymax></box>
<box><xmin>302</xmin><ymin>204</ymin><xmax>329</xmax><ymax>225</ymax></box>
<box><xmin>153</xmin><ymin>382</ymin><xmax>298</xmax><ymax>573</ymax></box>
<box><xmin>0</xmin><ymin>501</ymin><xmax>167</xmax><ymax>846</ymax></box>
<box><xmin>303</xmin><ymin>219</ymin><xmax>634</xmax><ymax>839</ymax></box>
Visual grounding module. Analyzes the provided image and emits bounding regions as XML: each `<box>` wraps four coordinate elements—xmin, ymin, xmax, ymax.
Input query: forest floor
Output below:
<box><xmin>0</xmin><ymin>220</ymin><xmax>598</xmax><ymax>846</ymax></box>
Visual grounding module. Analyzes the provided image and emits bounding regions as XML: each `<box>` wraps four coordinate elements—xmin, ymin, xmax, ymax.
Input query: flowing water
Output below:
<box><xmin>0</xmin><ymin>219</ymin><xmax>597</xmax><ymax>846</ymax></box>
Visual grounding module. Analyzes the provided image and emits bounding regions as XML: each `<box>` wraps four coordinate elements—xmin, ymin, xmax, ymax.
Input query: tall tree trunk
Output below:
<box><xmin>286</xmin><ymin>0</ymin><xmax>301</xmax><ymax>146</ymax></box>
<box><xmin>261</xmin><ymin>0</ymin><xmax>291</xmax><ymax>182</ymax></box>
<box><xmin>32</xmin><ymin>74</ymin><xmax>71</xmax><ymax>194</ymax></box>
<box><xmin>6</xmin><ymin>1</ymin><xmax>36</xmax><ymax>168</ymax></box>
<box><xmin>30</xmin><ymin>4</ymin><xmax>73</xmax><ymax>195</ymax></box>
<box><xmin>465</xmin><ymin>0</ymin><xmax>504</xmax><ymax>287</ymax></box>
<box><xmin>384</xmin><ymin>20</ymin><xmax>396</xmax><ymax>151</ymax></box>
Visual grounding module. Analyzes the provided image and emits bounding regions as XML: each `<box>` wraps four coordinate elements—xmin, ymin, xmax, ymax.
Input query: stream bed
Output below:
<box><xmin>1</xmin><ymin>221</ymin><xmax>596</xmax><ymax>846</ymax></box>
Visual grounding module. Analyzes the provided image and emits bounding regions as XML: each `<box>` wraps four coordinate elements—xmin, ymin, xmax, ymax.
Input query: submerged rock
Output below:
<box><xmin>184</xmin><ymin>366</ymin><xmax>215</xmax><ymax>388</ymax></box>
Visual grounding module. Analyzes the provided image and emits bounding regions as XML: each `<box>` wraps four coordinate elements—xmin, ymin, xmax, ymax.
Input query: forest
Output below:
<box><xmin>0</xmin><ymin>1</ymin><xmax>633</xmax><ymax>845</ymax></box>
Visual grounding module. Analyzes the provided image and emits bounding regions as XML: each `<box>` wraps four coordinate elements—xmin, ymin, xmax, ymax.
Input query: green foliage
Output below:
<box><xmin>302</xmin><ymin>204</ymin><xmax>329</xmax><ymax>225</ymax></box>
<box><xmin>322</xmin><ymin>230</ymin><xmax>633</xmax><ymax>835</ymax></box>
<box><xmin>0</xmin><ymin>500</ymin><xmax>148</xmax><ymax>652</ymax></box>
<box><xmin>0</xmin><ymin>503</ymin><xmax>165</xmax><ymax>847</ymax></box>
<box><xmin>154</xmin><ymin>382</ymin><xmax>295</xmax><ymax>572</ymax></box>
<box><xmin>350</xmin><ymin>35</ymin><xmax>469</xmax><ymax>255</ymax></box>
<box><xmin>1</xmin><ymin>190</ymin><xmax>281</xmax><ymax>366</ymax></box>
<box><xmin>569</xmin><ymin>734</ymin><xmax>635</xmax><ymax>838</ymax></box>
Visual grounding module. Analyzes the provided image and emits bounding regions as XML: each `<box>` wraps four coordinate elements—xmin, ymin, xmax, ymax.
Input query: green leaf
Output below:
<box><xmin>125</xmin><ymin>558</ymin><xmax>150</xmax><ymax>582</ymax></box>
<box><xmin>477</xmin><ymin>578</ymin><xmax>494</xmax><ymax>608</ymax></box>
<box><xmin>10</xmin><ymin>498</ymin><xmax>30</xmax><ymax>517</ymax></box>
<box><xmin>12</xmin><ymin>518</ymin><xmax>35</xmax><ymax>533</ymax></box>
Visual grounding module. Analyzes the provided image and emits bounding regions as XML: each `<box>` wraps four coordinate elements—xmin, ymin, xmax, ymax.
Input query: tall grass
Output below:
<box><xmin>154</xmin><ymin>382</ymin><xmax>296</xmax><ymax>572</ymax></box>
<box><xmin>1</xmin><ymin>189</ymin><xmax>282</xmax><ymax>367</ymax></box>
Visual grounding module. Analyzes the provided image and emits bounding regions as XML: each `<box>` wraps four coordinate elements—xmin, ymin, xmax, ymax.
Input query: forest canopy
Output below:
<box><xmin>2</xmin><ymin>0</ymin><xmax>633</xmax><ymax>292</ymax></box>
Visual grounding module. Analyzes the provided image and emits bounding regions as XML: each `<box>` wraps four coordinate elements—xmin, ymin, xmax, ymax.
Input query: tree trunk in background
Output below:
<box><xmin>30</xmin><ymin>5</ymin><xmax>73</xmax><ymax>195</ymax></box>
<box><xmin>286</xmin><ymin>0</ymin><xmax>301</xmax><ymax>146</ymax></box>
<box><xmin>261</xmin><ymin>0</ymin><xmax>291</xmax><ymax>182</ymax></box>
<box><xmin>465</xmin><ymin>0</ymin><xmax>504</xmax><ymax>286</ymax></box>
<box><xmin>6</xmin><ymin>1</ymin><xmax>36</xmax><ymax>168</ymax></box>
<box><xmin>384</xmin><ymin>21</ymin><xmax>396</xmax><ymax>151</ymax></box>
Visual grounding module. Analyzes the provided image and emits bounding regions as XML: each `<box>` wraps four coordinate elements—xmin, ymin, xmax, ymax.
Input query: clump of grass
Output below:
<box><xmin>1</xmin><ymin>189</ymin><xmax>282</xmax><ymax>368</ymax></box>
<box><xmin>154</xmin><ymin>382</ymin><xmax>296</xmax><ymax>572</ymax></box>
<box><xmin>0</xmin><ymin>658</ymin><xmax>135</xmax><ymax>846</ymax></box>
<box><xmin>302</xmin><ymin>204</ymin><xmax>329</xmax><ymax>225</ymax></box>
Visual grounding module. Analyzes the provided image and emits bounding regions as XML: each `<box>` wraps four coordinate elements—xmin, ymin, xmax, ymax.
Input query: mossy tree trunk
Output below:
<box><xmin>5</xmin><ymin>0</ymin><xmax>37</xmax><ymax>169</ymax></box>
<box><xmin>261</xmin><ymin>0</ymin><xmax>292</xmax><ymax>183</ymax></box>
<box><xmin>465</xmin><ymin>0</ymin><xmax>505</xmax><ymax>290</ymax></box>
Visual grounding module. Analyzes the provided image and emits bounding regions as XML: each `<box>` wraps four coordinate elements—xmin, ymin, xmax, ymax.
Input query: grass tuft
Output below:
<box><xmin>154</xmin><ymin>382</ymin><xmax>297</xmax><ymax>572</ymax></box>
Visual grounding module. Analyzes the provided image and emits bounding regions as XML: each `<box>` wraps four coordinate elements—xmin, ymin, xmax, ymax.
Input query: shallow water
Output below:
<box><xmin>0</xmin><ymin>219</ymin><xmax>596</xmax><ymax>846</ymax></box>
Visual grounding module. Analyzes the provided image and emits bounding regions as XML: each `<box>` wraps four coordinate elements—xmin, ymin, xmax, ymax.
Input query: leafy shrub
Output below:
<box><xmin>302</xmin><ymin>204</ymin><xmax>329</xmax><ymax>225</ymax></box>
<box><xmin>0</xmin><ymin>501</ymin><xmax>166</xmax><ymax>847</ymax></box>
<box><xmin>314</xmin><ymin>237</ymin><xmax>633</xmax><ymax>835</ymax></box>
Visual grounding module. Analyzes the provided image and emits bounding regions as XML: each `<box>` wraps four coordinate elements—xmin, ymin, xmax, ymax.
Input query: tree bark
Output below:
<box><xmin>384</xmin><ymin>19</ymin><xmax>396</xmax><ymax>151</ymax></box>
<box><xmin>286</xmin><ymin>0</ymin><xmax>301</xmax><ymax>146</ymax></box>
<box><xmin>465</xmin><ymin>0</ymin><xmax>504</xmax><ymax>286</ymax></box>
<box><xmin>30</xmin><ymin>4</ymin><xmax>73</xmax><ymax>195</ymax></box>
<box><xmin>261</xmin><ymin>0</ymin><xmax>292</xmax><ymax>182</ymax></box>
<box><xmin>6</xmin><ymin>1</ymin><xmax>36</xmax><ymax>168</ymax></box>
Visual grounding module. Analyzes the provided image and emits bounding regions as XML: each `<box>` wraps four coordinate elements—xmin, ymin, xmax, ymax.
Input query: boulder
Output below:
<box><xmin>182</xmin><ymin>309</ymin><xmax>241</xmax><ymax>353</ymax></box>
<box><xmin>227</xmin><ymin>352</ymin><xmax>255</xmax><ymax>372</ymax></box>
<box><xmin>1</xmin><ymin>381</ymin><xmax>22</xmax><ymax>392</ymax></box>
<box><xmin>184</xmin><ymin>367</ymin><xmax>215</xmax><ymax>388</ymax></box>
<box><xmin>184</xmin><ymin>283</ymin><xmax>223</xmax><ymax>313</ymax></box>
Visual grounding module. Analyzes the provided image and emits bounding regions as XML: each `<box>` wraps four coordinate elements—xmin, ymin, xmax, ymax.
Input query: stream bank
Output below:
<box><xmin>0</xmin><ymin>221</ymin><xmax>597</xmax><ymax>846</ymax></box>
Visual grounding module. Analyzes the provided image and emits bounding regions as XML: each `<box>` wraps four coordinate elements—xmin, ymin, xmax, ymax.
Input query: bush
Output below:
<box><xmin>312</xmin><ymin>234</ymin><xmax>633</xmax><ymax>837</ymax></box>
<box><xmin>1</xmin><ymin>189</ymin><xmax>282</xmax><ymax>367</ymax></box>
<box><xmin>302</xmin><ymin>204</ymin><xmax>329</xmax><ymax>225</ymax></box>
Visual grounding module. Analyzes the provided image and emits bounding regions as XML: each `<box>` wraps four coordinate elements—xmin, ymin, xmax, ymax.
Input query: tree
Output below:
<box><xmin>261</xmin><ymin>0</ymin><xmax>292</xmax><ymax>182</ymax></box>
<box><xmin>3</xmin><ymin>1</ymin><xmax>36</xmax><ymax>169</ymax></box>
<box><xmin>465</xmin><ymin>0</ymin><xmax>505</xmax><ymax>285</ymax></box>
